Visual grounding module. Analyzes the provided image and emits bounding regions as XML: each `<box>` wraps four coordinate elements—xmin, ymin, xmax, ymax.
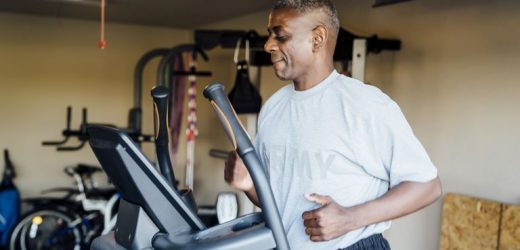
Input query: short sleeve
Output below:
<box><xmin>367</xmin><ymin>101</ymin><xmax>438</xmax><ymax>188</ymax></box>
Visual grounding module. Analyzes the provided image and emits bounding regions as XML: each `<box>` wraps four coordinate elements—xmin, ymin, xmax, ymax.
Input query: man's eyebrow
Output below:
<box><xmin>267</xmin><ymin>26</ymin><xmax>282</xmax><ymax>34</ymax></box>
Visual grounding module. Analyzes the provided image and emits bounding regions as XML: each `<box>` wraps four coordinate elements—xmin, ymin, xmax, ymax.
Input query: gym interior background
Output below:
<box><xmin>1</xmin><ymin>0</ymin><xmax>519</xmax><ymax>249</ymax></box>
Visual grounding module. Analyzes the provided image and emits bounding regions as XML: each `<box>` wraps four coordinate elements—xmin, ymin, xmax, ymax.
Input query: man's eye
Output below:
<box><xmin>275</xmin><ymin>36</ymin><xmax>287</xmax><ymax>41</ymax></box>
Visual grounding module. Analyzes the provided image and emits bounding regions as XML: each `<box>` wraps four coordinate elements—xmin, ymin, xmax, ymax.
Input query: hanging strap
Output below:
<box><xmin>185</xmin><ymin>53</ymin><xmax>198</xmax><ymax>190</ymax></box>
<box><xmin>234</xmin><ymin>37</ymin><xmax>250</xmax><ymax>64</ymax></box>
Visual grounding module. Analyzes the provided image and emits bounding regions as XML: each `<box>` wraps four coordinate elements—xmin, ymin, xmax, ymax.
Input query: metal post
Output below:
<box><xmin>352</xmin><ymin>39</ymin><xmax>367</xmax><ymax>82</ymax></box>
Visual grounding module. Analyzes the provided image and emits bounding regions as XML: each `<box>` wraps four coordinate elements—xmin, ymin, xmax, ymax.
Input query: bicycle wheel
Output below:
<box><xmin>9</xmin><ymin>209</ymin><xmax>82</xmax><ymax>250</ymax></box>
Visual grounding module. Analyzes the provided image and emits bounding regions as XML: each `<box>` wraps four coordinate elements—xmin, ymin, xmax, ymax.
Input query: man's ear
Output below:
<box><xmin>312</xmin><ymin>25</ymin><xmax>328</xmax><ymax>52</ymax></box>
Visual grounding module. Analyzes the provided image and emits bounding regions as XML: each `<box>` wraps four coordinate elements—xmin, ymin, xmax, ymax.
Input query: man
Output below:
<box><xmin>225</xmin><ymin>0</ymin><xmax>442</xmax><ymax>249</ymax></box>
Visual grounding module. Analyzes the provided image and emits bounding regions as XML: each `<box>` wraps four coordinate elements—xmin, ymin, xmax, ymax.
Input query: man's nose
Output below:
<box><xmin>264</xmin><ymin>37</ymin><xmax>277</xmax><ymax>53</ymax></box>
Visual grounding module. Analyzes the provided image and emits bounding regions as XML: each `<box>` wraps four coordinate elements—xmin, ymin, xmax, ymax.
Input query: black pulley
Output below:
<box><xmin>228</xmin><ymin>60</ymin><xmax>262</xmax><ymax>114</ymax></box>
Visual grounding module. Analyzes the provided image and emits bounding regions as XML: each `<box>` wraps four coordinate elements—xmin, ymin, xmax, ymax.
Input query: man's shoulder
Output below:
<box><xmin>331</xmin><ymin>74</ymin><xmax>394</xmax><ymax>111</ymax></box>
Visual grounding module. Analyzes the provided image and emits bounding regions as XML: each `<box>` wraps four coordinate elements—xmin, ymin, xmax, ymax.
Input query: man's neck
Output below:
<box><xmin>293</xmin><ymin>65</ymin><xmax>334</xmax><ymax>91</ymax></box>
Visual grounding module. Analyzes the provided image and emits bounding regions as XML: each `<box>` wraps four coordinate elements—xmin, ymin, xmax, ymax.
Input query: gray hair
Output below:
<box><xmin>273</xmin><ymin>0</ymin><xmax>340</xmax><ymax>36</ymax></box>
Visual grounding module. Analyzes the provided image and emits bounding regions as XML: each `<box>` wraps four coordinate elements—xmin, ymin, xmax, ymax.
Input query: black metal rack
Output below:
<box><xmin>194</xmin><ymin>27</ymin><xmax>401</xmax><ymax>66</ymax></box>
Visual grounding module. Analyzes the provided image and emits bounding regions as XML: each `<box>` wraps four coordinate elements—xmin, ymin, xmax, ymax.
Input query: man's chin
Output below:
<box><xmin>276</xmin><ymin>75</ymin><xmax>287</xmax><ymax>81</ymax></box>
<box><xmin>274</xmin><ymin>70</ymin><xmax>288</xmax><ymax>81</ymax></box>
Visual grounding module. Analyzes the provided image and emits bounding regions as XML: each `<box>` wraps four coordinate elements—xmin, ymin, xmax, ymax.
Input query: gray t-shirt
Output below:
<box><xmin>254</xmin><ymin>70</ymin><xmax>437</xmax><ymax>249</ymax></box>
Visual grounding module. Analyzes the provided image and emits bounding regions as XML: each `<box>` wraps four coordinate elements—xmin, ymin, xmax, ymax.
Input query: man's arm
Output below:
<box><xmin>225</xmin><ymin>152</ymin><xmax>261</xmax><ymax>206</ymax></box>
<box><xmin>302</xmin><ymin>176</ymin><xmax>442</xmax><ymax>241</ymax></box>
<box><xmin>350</xmin><ymin>176</ymin><xmax>442</xmax><ymax>229</ymax></box>
<box><xmin>244</xmin><ymin>187</ymin><xmax>260</xmax><ymax>207</ymax></box>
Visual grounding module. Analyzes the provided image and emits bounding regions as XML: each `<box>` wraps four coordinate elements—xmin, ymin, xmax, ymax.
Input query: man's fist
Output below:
<box><xmin>302</xmin><ymin>193</ymin><xmax>360</xmax><ymax>242</ymax></box>
<box><xmin>224</xmin><ymin>152</ymin><xmax>254</xmax><ymax>192</ymax></box>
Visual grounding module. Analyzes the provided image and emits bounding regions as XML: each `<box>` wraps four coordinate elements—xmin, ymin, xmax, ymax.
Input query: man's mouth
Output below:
<box><xmin>271</xmin><ymin>55</ymin><xmax>284</xmax><ymax>64</ymax></box>
<box><xmin>272</xmin><ymin>59</ymin><xmax>284</xmax><ymax>65</ymax></box>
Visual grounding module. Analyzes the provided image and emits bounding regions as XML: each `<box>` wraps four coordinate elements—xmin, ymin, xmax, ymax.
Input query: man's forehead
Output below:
<box><xmin>267</xmin><ymin>8</ymin><xmax>317</xmax><ymax>30</ymax></box>
<box><xmin>268</xmin><ymin>9</ymin><xmax>296</xmax><ymax>26</ymax></box>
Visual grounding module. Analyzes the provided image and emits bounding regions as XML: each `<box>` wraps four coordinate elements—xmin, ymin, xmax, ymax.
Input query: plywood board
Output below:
<box><xmin>499</xmin><ymin>204</ymin><xmax>520</xmax><ymax>250</ymax></box>
<box><xmin>440</xmin><ymin>193</ymin><xmax>501</xmax><ymax>250</ymax></box>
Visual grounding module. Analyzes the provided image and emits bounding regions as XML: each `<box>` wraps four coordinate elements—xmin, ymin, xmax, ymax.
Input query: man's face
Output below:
<box><xmin>265</xmin><ymin>9</ymin><xmax>316</xmax><ymax>81</ymax></box>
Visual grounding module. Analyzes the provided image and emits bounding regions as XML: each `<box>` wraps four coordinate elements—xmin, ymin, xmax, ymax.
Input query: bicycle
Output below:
<box><xmin>9</xmin><ymin>164</ymin><xmax>119</xmax><ymax>250</ymax></box>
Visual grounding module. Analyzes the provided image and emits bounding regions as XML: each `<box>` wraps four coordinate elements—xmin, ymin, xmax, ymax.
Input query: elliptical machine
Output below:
<box><xmin>88</xmin><ymin>83</ymin><xmax>289</xmax><ymax>249</ymax></box>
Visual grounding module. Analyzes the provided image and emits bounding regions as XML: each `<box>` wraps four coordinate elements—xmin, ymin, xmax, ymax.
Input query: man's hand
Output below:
<box><xmin>301</xmin><ymin>178</ymin><xmax>442</xmax><ymax>242</ymax></box>
<box><xmin>302</xmin><ymin>193</ymin><xmax>360</xmax><ymax>242</ymax></box>
<box><xmin>224</xmin><ymin>152</ymin><xmax>254</xmax><ymax>192</ymax></box>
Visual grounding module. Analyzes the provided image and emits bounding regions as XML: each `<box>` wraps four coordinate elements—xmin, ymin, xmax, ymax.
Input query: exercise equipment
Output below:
<box><xmin>336</xmin><ymin>29</ymin><xmax>400</xmax><ymax>81</ymax></box>
<box><xmin>42</xmin><ymin>45</ymin><xmax>209</xmax><ymax>152</ymax></box>
<box><xmin>142</xmin><ymin>46</ymin><xmax>234</xmax><ymax>227</ymax></box>
<box><xmin>196</xmin><ymin>31</ymin><xmax>264</xmax><ymax>216</ymax></box>
<box><xmin>156</xmin><ymin>47</ymin><xmax>236</xmax><ymax>226</ymax></box>
<box><xmin>150</xmin><ymin>86</ymin><xmax>197</xmax><ymax>214</ymax></box>
<box><xmin>152</xmin><ymin>86</ymin><xmax>178</xmax><ymax>190</ymax></box>
<box><xmin>42</xmin><ymin>107</ymin><xmax>152</xmax><ymax>151</ymax></box>
<box><xmin>41</xmin><ymin>46</ymin><xmax>166</xmax><ymax>150</ymax></box>
<box><xmin>198</xmin><ymin>31</ymin><xmax>264</xmax><ymax>215</ymax></box>
<box><xmin>154</xmin><ymin>44</ymin><xmax>211</xmax><ymax>190</ymax></box>
<box><xmin>88</xmin><ymin>83</ymin><xmax>289</xmax><ymax>249</ymax></box>
<box><xmin>41</xmin><ymin>48</ymin><xmax>167</xmax><ymax>150</ymax></box>
<box><xmin>203</xmin><ymin>82</ymin><xmax>288</xmax><ymax>249</ymax></box>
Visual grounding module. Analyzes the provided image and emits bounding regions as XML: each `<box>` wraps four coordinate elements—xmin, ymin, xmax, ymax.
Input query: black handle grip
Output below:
<box><xmin>203</xmin><ymin>82</ymin><xmax>290</xmax><ymax>250</ymax></box>
<box><xmin>202</xmin><ymin>83</ymin><xmax>253</xmax><ymax>156</ymax></box>
<box><xmin>151</xmin><ymin>86</ymin><xmax>177</xmax><ymax>189</ymax></box>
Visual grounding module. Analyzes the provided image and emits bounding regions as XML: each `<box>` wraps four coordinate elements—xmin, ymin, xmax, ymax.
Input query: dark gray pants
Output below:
<box><xmin>340</xmin><ymin>234</ymin><xmax>391</xmax><ymax>250</ymax></box>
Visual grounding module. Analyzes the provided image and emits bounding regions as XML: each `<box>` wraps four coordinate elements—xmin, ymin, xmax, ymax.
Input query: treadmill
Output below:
<box><xmin>88</xmin><ymin>83</ymin><xmax>290</xmax><ymax>249</ymax></box>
